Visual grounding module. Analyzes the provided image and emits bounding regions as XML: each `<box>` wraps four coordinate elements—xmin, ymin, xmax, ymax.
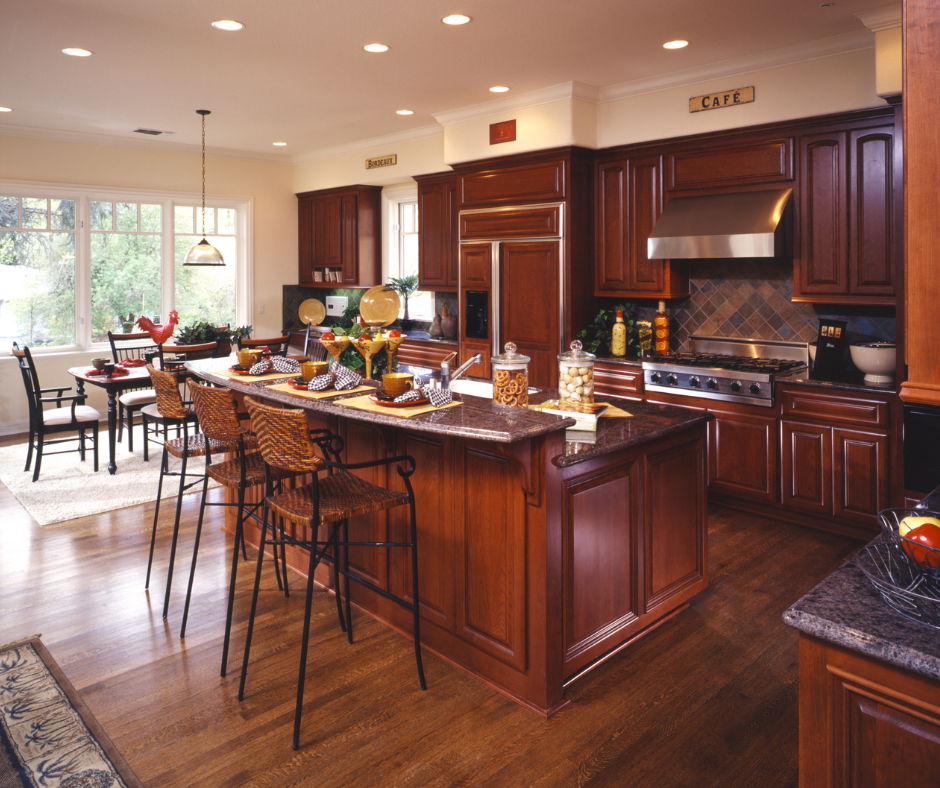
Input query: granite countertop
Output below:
<box><xmin>593</xmin><ymin>354</ymin><xmax>644</xmax><ymax>368</ymax></box>
<box><xmin>186</xmin><ymin>357</ymin><xmax>711</xmax><ymax>464</ymax></box>
<box><xmin>774</xmin><ymin>367</ymin><xmax>898</xmax><ymax>396</ymax></box>
<box><xmin>784</xmin><ymin>488</ymin><xmax>940</xmax><ymax>683</ymax></box>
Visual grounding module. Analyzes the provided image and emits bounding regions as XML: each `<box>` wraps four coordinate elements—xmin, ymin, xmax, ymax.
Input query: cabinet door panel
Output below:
<box><xmin>596</xmin><ymin>162</ymin><xmax>628</xmax><ymax>289</ymax></box>
<box><xmin>460</xmin><ymin>206</ymin><xmax>561</xmax><ymax>240</ymax></box>
<box><xmin>298</xmin><ymin>198</ymin><xmax>316</xmax><ymax>284</ymax></box>
<box><xmin>593</xmin><ymin>361</ymin><xmax>644</xmax><ymax>400</ymax></box>
<box><xmin>799</xmin><ymin>133</ymin><xmax>848</xmax><ymax>294</ymax></box>
<box><xmin>458</xmin><ymin>342</ymin><xmax>491</xmax><ymax>379</ymax></box>
<box><xmin>460</xmin><ymin>159</ymin><xmax>565</xmax><ymax>207</ymax></box>
<box><xmin>340</xmin><ymin>193</ymin><xmax>357</xmax><ymax>283</ymax></box>
<box><xmin>709</xmin><ymin>409</ymin><xmax>778</xmax><ymax>503</ymax></box>
<box><xmin>627</xmin><ymin>157</ymin><xmax>666</xmax><ymax>293</ymax></box>
<box><xmin>849</xmin><ymin>128</ymin><xmax>895</xmax><ymax>296</ymax></box>
<box><xmin>834</xmin><ymin>427</ymin><xmax>889</xmax><ymax>525</ymax></box>
<box><xmin>417</xmin><ymin>175</ymin><xmax>458</xmax><ymax>289</ymax></box>
<box><xmin>323</xmin><ymin>195</ymin><xmax>342</xmax><ymax>268</ymax></box>
<box><xmin>461</xmin><ymin>243</ymin><xmax>491</xmax><ymax>288</ymax></box>
<box><xmin>781</xmin><ymin>421</ymin><xmax>832</xmax><ymax>515</ymax></box>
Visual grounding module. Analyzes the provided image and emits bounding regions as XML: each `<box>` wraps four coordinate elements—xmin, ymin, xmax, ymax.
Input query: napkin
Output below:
<box><xmin>307</xmin><ymin>374</ymin><xmax>336</xmax><ymax>391</ymax></box>
<box><xmin>118</xmin><ymin>358</ymin><xmax>147</xmax><ymax>368</ymax></box>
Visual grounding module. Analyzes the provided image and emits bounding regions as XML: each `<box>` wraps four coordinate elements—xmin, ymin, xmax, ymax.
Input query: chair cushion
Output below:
<box><xmin>43</xmin><ymin>405</ymin><xmax>101</xmax><ymax>426</ymax></box>
<box><xmin>119</xmin><ymin>388</ymin><xmax>157</xmax><ymax>407</ymax></box>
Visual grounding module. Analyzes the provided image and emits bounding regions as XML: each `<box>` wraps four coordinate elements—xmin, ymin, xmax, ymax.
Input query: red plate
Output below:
<box><xmin>369</xmin><ymin>393</ymin><xmax>430</xmax><ymax>408</ymax></box>
<box><xmin>228</xmin><ymin>366</ymin><xmax>270</xmax><ymax>376</ymax></box>
<box><xmin>288</xmin><ymin>377</ymin><xmax>313</xmax><ymax>389</ymax></box>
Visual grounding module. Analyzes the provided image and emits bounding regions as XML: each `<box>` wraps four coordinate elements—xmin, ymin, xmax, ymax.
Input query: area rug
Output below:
<box><xmin>0</xmin><ymin>427</ymin><xmax>218</xmax><ymax>526</ymax></box>
<box><xmin>0</xmin><ymin>637</ymin><xmax>143</xmax><ymax>788</ymax></box>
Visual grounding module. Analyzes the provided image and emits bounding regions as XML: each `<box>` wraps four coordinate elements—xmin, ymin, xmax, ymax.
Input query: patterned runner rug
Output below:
<box><xmin>0</xmin><ymin>638</ymin><xmax>143</xmax><ymax>788</ymax></box>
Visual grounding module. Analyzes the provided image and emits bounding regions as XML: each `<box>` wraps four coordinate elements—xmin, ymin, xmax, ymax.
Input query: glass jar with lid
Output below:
<box><xmin>557</xmin><ymin>339</ymin><xmax>595</xmax><ymax>405</ymax></box>
<box><xmin>491</xmin><ymin>341</ymin><xmax>530</xmax><ymax>408</ymax></box>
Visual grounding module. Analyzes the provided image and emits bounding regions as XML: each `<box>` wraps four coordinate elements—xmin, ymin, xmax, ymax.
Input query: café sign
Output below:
<box><xmin>690</xmin><ymin>86</ymin><xmax>755</xmax><ymax>113</ymax></box>
<box><xmin>366</xmin><ymin>154</ymin><xmax>397</xmax><ymax>169</ymax></box>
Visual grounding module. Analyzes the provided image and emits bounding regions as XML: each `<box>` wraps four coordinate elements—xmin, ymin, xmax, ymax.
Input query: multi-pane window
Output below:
<box><xmin>0</xmin><ymin>196</ymin><xmax>77</xmax><ymax>347</ymax></box>
<box><xmin>0</xmin><ymin>186</ymin><xmax>247</xmax><ymax>353</ymax></box>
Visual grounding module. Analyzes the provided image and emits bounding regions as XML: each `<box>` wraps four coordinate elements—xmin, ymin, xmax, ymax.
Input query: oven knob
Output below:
<box><xmin>706</xmin><ymin>378</ymin><xmax>719</xmax><ymax>390</ymax></box>
<box><xmin>650</xmin><ymin>372</ymin><xmax>661</xmax><ymax>384</ymax></box>
<box><xmin>749</xmin><ymin>382</ymin><xmax>762</xmax><ymax>395</ymax></box>
<box><xmin>667</xmin><ymin>374</ymin><xmax>678</xmax><ymax>386</ymax></box>
<box><xmin>730</xmin><ymin>380</ymin><xmax>742</xmax><ymax>393</ymax></box>
<box><xmin>689</xmin><ymin>376</ymin><xmax>701</xmax><ymax>389</ymax></box>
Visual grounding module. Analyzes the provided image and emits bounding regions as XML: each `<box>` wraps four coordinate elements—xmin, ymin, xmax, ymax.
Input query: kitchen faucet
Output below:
<box><xmin>440</xmin><ymin>352</ymin><xmax>481</xmax><ymax>389</ymax></box>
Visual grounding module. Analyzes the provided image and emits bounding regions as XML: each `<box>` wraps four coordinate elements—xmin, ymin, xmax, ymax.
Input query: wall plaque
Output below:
<box><xmin>366</xmin><ymin>154</ymin><xmax>397</xmax><ymax>169</ymax></box>
<box><xmin>690</xmin><ymin>86</ymin><xmax>755</xmax><ymax>113</ymax></box>
<box><xmin>489</xmin><ymin>119</ymin><xmax>516</xmax><ymax>145</ymax></box>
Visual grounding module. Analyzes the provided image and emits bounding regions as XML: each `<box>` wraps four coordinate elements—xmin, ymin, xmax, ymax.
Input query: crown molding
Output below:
<box><xmin>291</xmin><ymin>124</ymin><xmax>444</xmax><ymax>165</ymax></box>
<box><xmin>432</xmin><ymin>82</ymin><xmax>600</xmax><ymax>126</ymax></box>
<box><xmin>597</xmin><ymin>30</ymin><xmax>874</xmax><ymax>103</ymax></box>
<box><xmin>0</xmin><ymin>123</ymin><xmax>293</xmax><ymax>164</ymax></box>
<box><xmin>855</xmin><ymin>4</ymin><xmax>902</xmax><ymax>33</ymax></box>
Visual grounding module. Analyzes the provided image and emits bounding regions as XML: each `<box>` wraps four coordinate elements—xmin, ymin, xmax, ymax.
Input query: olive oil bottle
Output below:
<box><xmin>611</xmin><ymin>308</ymin><xmax>627</xmax><ymax>357</ymax></box>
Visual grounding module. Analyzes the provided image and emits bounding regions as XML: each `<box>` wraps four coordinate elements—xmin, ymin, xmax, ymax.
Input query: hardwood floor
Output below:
<box><xmin>0</xmin><ymin>454</ymin><xmax>860</xmax><ymax>788</ymax></box>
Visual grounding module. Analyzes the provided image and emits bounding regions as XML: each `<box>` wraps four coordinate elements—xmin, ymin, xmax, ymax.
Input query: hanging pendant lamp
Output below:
<box><xmin>183</xmin><ymin>109</ymin><xmax>225</xmax><ymax>266</ymax></box>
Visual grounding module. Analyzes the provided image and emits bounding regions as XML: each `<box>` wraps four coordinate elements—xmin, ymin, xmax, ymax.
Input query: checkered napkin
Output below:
<box><xmin>331</xmin><ymin>365</ymin><xmax>362</xmax><ymax>390</ymax></box>
<box><xmin>393</xmin><ymin>389</ymin><xmax>425</xmax><ymax>404</ymax></box>
<box><xmin>392</xmin><ymin>386</ymin><xmax>453</xmax><ymax>407</ymax></box>
<box><xmin>271</xmin><ymin>356</ymin><xmax>300</xmax><ymax>374</ymax></box>
<box><xmin>307</xmin><ymin>374</ymin><xmax>335</xmax><ymax>391</ymax></box>
<box><xmin>249</xmin><ymin>359</ymin><xmax>273</xmax><ymax>375</ymax></box>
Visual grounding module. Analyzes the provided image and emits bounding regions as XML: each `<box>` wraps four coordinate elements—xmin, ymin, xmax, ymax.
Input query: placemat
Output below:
<box><xmin>598</xmin><ymin>402</ymin><xmax>634</xmax><ymax>418</ymax></box>
<box><xmin>214</xmin><ymin>367</ymin><xmax>296</xmax><ymax>382</ymax></box>
<box><xmin>335</xmin><ymin>393</ymin><xmax>462</xmax><ymax>418</ymax></box>
<box><xmin>266</xmin><ymin>382</ymin><xmax>374</xmax><ymax>399</ymax></box>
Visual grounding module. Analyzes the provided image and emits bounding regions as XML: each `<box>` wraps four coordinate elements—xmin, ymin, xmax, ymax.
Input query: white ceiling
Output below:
<box><xmin>0</xmin><ymin>0</ymin><xmax>895</xmax><ymax>162</ymax></box>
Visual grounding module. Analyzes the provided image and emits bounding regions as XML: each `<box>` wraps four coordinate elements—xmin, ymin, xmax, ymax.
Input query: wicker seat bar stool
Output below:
<box><xmin>144</xmin><ymin>364</ymin><xmax>228</xmax><ymax>620</ymax></box>
<box><xmin>182</xmin><ymin>382</ymin><xmax>337</xmax><ymax>676</ymax></box>
<box><xmin>240</xmin><ymin>396</ymin><xmax>427</xmax><ymax>750</ymax></box>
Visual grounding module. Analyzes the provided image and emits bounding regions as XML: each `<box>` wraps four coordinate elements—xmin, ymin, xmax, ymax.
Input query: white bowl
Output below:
<box><xmin>849</xmin><ymin>342</ymin><xmax>896</xmax><ymax>383</ymax></box>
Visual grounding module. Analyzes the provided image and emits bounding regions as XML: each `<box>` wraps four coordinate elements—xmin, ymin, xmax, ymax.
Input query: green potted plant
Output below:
<box><xmin>578</xmin><ymin>303</ymin><xmax>640</xmax><ymax>356</ymax></box>
<box><xmin>175</xmin><ymin>321</ymin><xmax>252</xmax><ymax>355</ymax></box>
<box><xmin>384</xmin><ymin>273</ymin><xmax>420</xmax><ymax>331</ymax></box>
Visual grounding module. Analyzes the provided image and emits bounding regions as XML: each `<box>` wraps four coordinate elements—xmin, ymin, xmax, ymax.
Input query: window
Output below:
<box><xmin>0</xmin><ymin>183</ymin><xmax>250</xmax><ymax>353</ymax></box>
<box><xmin>382</xmin><ymin>184</ymin><xmax>433</xmax><ymax>322</ymax></box>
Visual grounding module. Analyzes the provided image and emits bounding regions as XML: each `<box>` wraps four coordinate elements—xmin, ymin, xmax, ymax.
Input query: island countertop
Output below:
<box><xmin>186</xmin><ymin>356</ymin><xmax>712</xmax><ymax>466</ymax></box>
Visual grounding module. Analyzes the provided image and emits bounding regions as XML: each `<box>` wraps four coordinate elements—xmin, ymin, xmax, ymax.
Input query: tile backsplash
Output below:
<box><xmin>610</xmin><ymin>258</ymin><xmax>896</xmax><ymax>353</ymax></box>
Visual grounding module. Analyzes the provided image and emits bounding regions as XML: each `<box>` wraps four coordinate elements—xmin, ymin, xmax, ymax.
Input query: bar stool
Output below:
<box><xmin>144</xmin><ymin>364</ymin><xmax>224</xmax><ymax>619</ymax></box>
<box><xmin>239</xmin><ymin>395</ymin><xmax>426</xmax><ymax>750</ymax></box>
<box><xmin>236</xmin><ymin>335</ymin><xmax>291</xmax><ymax>357</ymax></box>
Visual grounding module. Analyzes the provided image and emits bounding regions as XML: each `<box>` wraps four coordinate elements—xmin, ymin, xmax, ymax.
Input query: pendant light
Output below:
<box><xmin>183</xmin><ymin>109</ymin><xmax>225</xmax><ymax>266</ymax></box>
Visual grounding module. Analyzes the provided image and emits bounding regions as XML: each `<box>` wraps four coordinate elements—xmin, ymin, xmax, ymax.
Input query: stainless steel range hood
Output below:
<box><xmin>647</xmin><ymin>188</ymin><xmax>792</xmax><ymax>259</ymax></box>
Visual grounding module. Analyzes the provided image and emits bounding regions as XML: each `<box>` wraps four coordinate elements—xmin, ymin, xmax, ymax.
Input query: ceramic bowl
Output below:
<box><xmin>90</xmin><ymin>357</ymin><xmax>109</xmax><ymax>371</ymax></box>
<box><xmin>850</xmin><ymin>342</ymin><xmax>896</xmax><ymax>383</ymax></box>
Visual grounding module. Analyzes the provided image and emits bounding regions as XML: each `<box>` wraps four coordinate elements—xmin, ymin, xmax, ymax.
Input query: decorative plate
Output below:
<box><xmin>359</xmin><ymin>285</ymin><xmax>401</xmax><ymax>328</ymax></box>
<box><xmin>298</xmin><ymin>298</ymin><xmax>326</xmax><ymax>326</ymax></box>
<box><xmin>369</xmin><ymin>392</ymin><xmax>430</xmax><ymax>408</ymax></box>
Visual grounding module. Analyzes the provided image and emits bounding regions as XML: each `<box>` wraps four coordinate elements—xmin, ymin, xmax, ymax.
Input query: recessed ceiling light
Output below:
<box><xmin>62</xmin><ymin>47</ymin><xmax>93</xmax><ymax>57</ymax></box>
<box><xmin>396</xmin><ymin>109</ymin><xmax>414</xmax><ymax>115</ymax></box>
<box><xmin>211</xmin><ymin>20</ymin><xmax>245</xmax><ymax>31</ymax></box>
<box><xmin>442</xmin><ymin>14</ymin><xmax>471</xmax><ymax>25</ymax></box>
<box><xmin>0</xmin><ymin>107</ymin><xmax>12</xmax><ymax>113</ymax></box>
<box><xmin>663</xmin><ymin>40</ymin><xmax>689</xmax><ymax>50</ymax></box>
<box><xmin>363</xmin><ymin>43</ymin><xmax>389</xmax><ymax>53</ymax></box>
<box><xmin>489</xmin><ymin>86</ymin><xmax>510</xmax><ymax>93</ymax></box>
<box><xmin>273</xmin><ymin>142</ymin><xmax>287</xmax><ymax>147</ymax></box>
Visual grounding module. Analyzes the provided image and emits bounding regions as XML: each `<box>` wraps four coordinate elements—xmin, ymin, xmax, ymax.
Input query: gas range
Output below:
<box><xmin>641</xmin><ymin>337</ymin><xmax>808</xmax><ymax>407</ymax></box>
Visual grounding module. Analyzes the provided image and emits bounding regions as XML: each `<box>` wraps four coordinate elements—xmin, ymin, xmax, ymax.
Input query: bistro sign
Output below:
<box><xmin>366</xmin><ymin>154</ymin><xmax>397</xmax><ymax>169</ymax></box>
<box><xmin>689</xmin><ymin>86</ymin><xmax>755</xmax><ymax>113</ymax></box>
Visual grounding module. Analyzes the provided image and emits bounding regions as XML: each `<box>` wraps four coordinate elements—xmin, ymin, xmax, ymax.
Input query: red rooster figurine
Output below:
<box><xmin>136</xmin><ymin>310</ymin><xmax>179</xmax><ymax>345</ymax></box>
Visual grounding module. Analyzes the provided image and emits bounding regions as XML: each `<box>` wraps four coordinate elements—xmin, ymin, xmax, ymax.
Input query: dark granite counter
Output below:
<box><xmin>784</xmin><ymin>487</ymin><xmax>940</xmax><ymax>683</ymax></box>
<box><xmin>186</xmin><ymin>357</ymin><xmax>710</xmax><ymax>466</ymax></box>
<box><xmin>774</xmin><ymin>368</ymin><xmax>898</xmax><ymax>396</ymax></box>
<box><xmin>593</xmin><ymin>354</ymin><xmax>644</xmax><ymax>368</ymax></box>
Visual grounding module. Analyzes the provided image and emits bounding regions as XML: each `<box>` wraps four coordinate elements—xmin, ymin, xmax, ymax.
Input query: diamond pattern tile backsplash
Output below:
<box><xmin>626</xmin><ymin>258</ymin><xmax>896</xmax><ymax>353</ymax></box>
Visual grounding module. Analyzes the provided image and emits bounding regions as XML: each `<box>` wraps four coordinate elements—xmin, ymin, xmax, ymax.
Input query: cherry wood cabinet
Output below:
<box><xmin>593</xmin><ymin>361</ymin><xmax>644</xmax><ymax>401</ymax></box>
<box><xmin>594</xmin><ymin>154</ymin><xmax>689</xmax><ymax>299</ymax></box>
<box><xmin>394</xmin><ymin>338</ymin><xmax>456</xmax><ymax>371</ymax></box>
<box><xmin>779</xmin><ymin>385</ymin><xmax>891</xmax><ymax>530</ymax></box>
<box><xmin>708</xmin><ymin>404</ymin><xmax>778</xmax><ymax>505</ymax></box>
<box><xmin>799</xmin><ymin>634</ymin><xmax>940</xmax><ymax>788</ymax></box>
<box><xmin>794</xmin><ymin>117</ymin><xmax>898</xmax><ymax>304</ymax></box>
<box><xmin>415</xmin><ymin>172</ymin><xmax>459</xmax><ymax>291</ymax></box>
<box><xmin>296</xmin><ymin>185</ymin><xmax>381</xmax><ymax>288</ymax></box>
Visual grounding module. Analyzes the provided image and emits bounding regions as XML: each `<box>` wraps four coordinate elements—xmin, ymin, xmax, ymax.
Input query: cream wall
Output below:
<box><xmin>875</xmin><ymin>27</ymin><xmax>902</xmax><ymax>96</ymax></box>
<box><xmin>0</xmin><ymin>135</ymin><xmax>295</xmax><ymax>434</ymax></box>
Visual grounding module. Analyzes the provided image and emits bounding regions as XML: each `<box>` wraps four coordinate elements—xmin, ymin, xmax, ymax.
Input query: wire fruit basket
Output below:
<box><xmin>856</xmin><ymin>542</ymin><xmax>940</xmax><ymax>630</ymax></box>
<box><xmin>877</xmin><ymin>508</ymin><xmax>940</xmax><ymax>583</ymax></box>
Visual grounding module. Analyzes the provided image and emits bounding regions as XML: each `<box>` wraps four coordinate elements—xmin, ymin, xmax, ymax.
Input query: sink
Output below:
<box><xmin>448</xmin><ymin>379</ymin><xmax>538</xmax><ymax>398</ymax></box>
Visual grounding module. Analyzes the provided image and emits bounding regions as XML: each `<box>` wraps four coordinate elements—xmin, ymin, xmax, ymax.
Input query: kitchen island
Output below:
<box><xmin>188</xmin><ymin>358</ymin><xmax>711</xmax><ymax>715</ymax></box>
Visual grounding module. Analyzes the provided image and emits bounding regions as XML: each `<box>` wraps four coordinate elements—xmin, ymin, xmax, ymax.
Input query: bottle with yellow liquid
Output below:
<box><xmin>654</xmin><ymin>300</ymin><xmax>670</xmax><ymax>355</ymax></box>
<box><xmin>611</xmin><ymin>308</ymin><xmax>627</xmax><ymax>357</ymax></box>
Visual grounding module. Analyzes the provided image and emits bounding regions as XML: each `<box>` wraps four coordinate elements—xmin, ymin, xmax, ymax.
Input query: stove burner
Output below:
<box><xmin>650</xmin><ymin>352</ymin><xmax>804</xmax><ymax>375</ymax></box>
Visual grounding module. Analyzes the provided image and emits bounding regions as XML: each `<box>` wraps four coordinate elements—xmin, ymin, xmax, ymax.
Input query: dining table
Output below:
<box><xmin>68</xmin><ymin>364</ymin><xmax>153</xmax><ymax>474</ymax></box>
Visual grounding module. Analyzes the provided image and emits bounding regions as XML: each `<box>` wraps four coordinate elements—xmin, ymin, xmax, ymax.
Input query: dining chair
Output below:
<box><xmin>107</xmin><ymin>330</ymin><xmax>160</xmax><ymax>452</ymax></box>
<box><xmin>236</xmin><ymin>335</ymin><xmax>291</xmax><ymax>357</ymax></box>
<box><xmin>289</xmin><ymin>324</ymin><xmax>327</xmax><ymax>362</ymax></box>
<box><xmin>13</xmin><ymin>343</ymin><xmax>101</xmax><ymax>482</ymax></box>
<box><xmin>239</xmin><ymin>396</ymin><xmax>426</xmax><ymax>750</ymax></box>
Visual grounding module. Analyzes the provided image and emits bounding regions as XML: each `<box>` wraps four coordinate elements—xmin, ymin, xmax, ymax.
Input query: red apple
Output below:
<box><xmin>903</xmin><ymin>523</ymin><xmax>940</xmax><ymax>569</ymax></box>
<box><xmin>388</xmin><ymin>329</ymin><xmax>401</xmax><ymax>338</ymax></box>
<box><xmin>321</xmin><ymin>332</ymin><xmax>336</xmax><ymax>341</ymax></box>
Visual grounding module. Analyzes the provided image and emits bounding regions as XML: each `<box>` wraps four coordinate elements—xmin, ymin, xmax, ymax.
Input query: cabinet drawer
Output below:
<box><xmin>460</xmin><ymin>160</ymin><xmax>566</xmax><ymax>207</ymax></box>
<box><xmin>667</xmin><ymin>138</ymin><xmax>793</xmax><ymax>191</ymax></box>
<box><xmin>593</xmin><ymin>362</ymin><xmax>644</xmax><ymax>400</ymax></box>
<box><xmin>396</xmin><ymin>341</ymin><xmax>457</xmax><ymax>371</ymax></box>
<box><xmin>778</xmin><ymin>387</ymin><xmax>890</xmax><ymax>428</ymax></box>
<box><xmin>460</xmin><ymin>206</ymin><xmax>561</xmax><ymax>240</ymax></box>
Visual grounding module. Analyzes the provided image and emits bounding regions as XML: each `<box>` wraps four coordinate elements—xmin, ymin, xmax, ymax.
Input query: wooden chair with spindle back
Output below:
<box><xmin>107</xmin><ymin>330</ymin><xmax>160</xmax><ymax>452</ymax></box>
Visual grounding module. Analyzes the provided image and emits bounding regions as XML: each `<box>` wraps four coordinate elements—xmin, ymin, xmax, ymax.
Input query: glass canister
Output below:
<box><xmin>492</xmin><ymin>341</ymin><xmax>530</xmax><ymax>408</ymax></box>
<box><xmin>557</xmin><ymin>340</ymin><xmax>595</xmax><ymax>405</ymax></box>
